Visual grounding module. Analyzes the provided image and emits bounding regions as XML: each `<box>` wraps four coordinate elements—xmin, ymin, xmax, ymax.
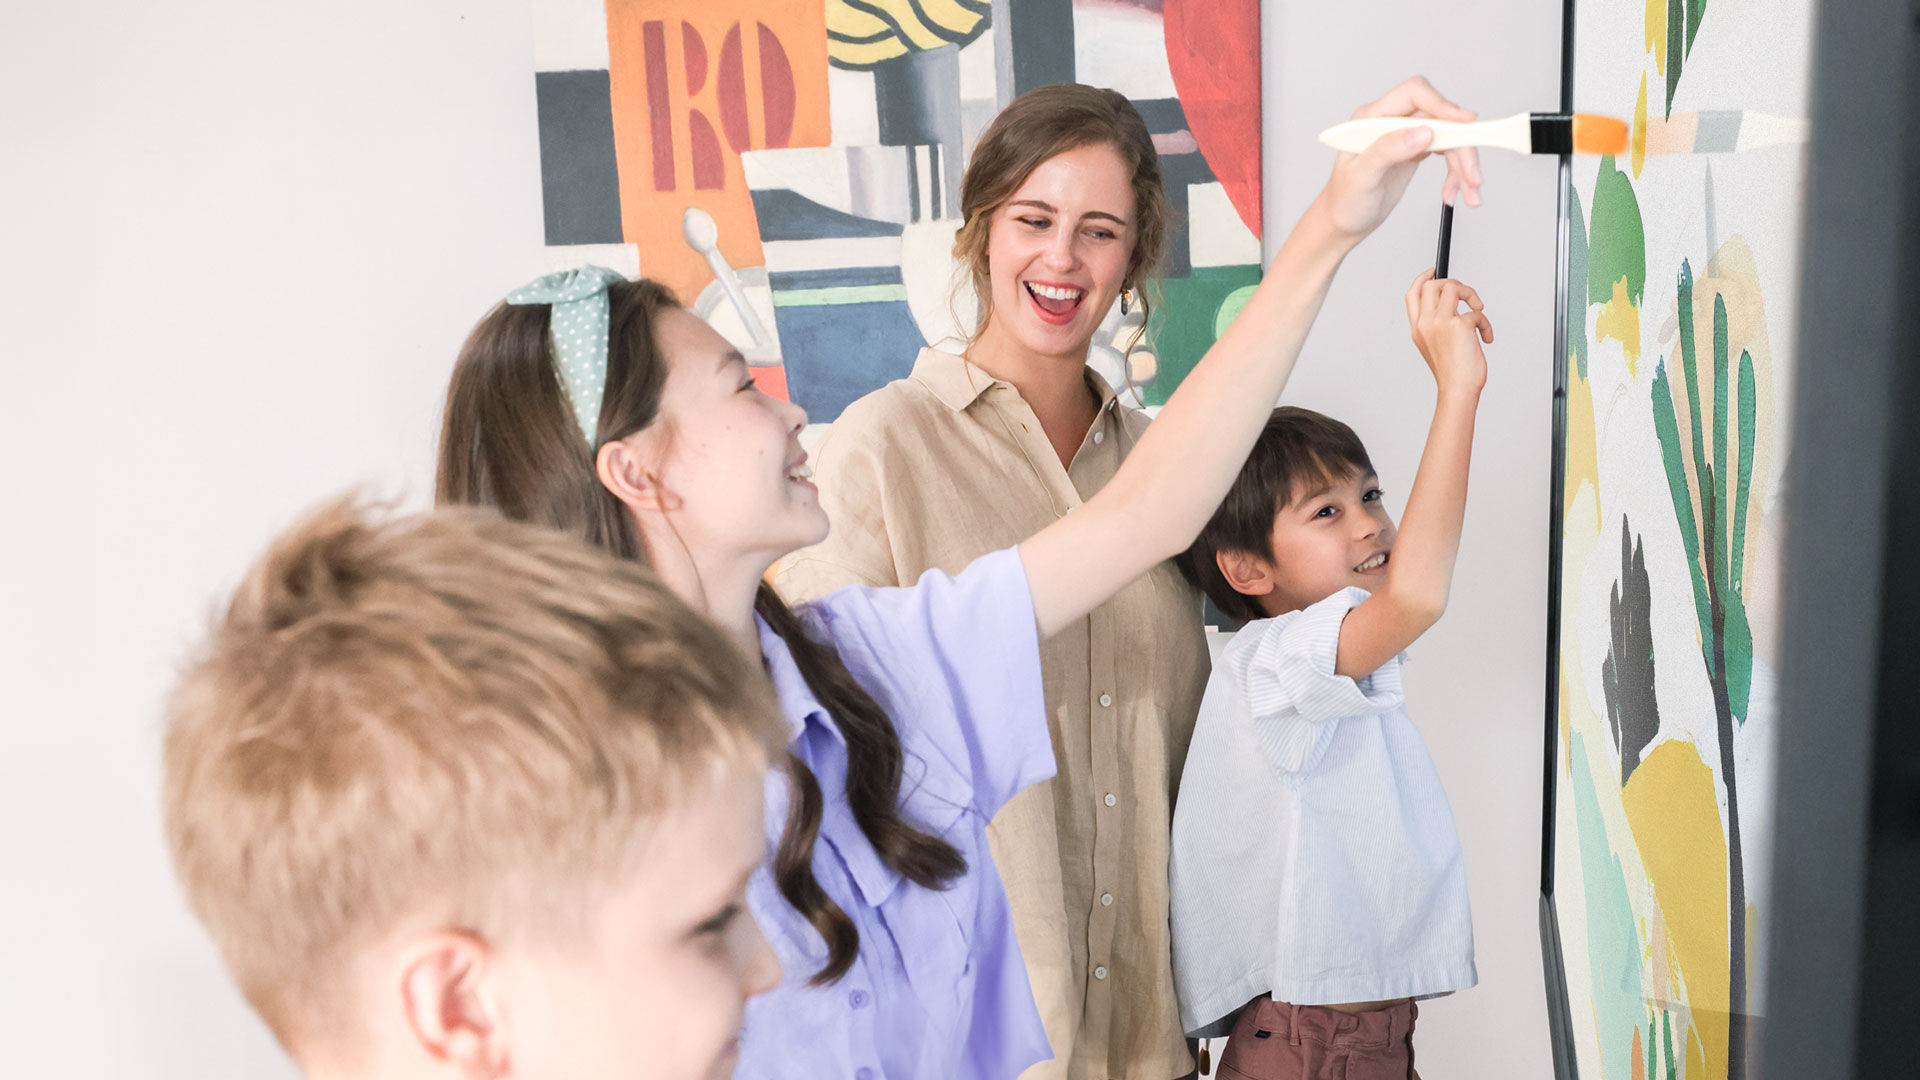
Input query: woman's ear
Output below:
<box><xmin>596</xmin><ymin>436</ymin><xmax>682</xmax><ymax>514</ymax></box>
<box><xmin>395</xmin><ymin>930</ymin><xmax>510</xmax><ymax>1078</ymax></box>
<box><xmin>1215</xmin><ymin>548</ymin><xmax>1276</xmax><ymax>600</ymax></box>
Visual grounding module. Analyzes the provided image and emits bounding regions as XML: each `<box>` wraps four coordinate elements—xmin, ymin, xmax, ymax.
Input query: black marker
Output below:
<box><xmin>1434</xmin><ymin>200</ymin><xmax>1455</xmax><ymax>279</ymax></box>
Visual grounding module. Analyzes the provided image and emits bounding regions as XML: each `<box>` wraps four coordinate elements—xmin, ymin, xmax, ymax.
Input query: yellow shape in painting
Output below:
<box><xmin>1632</xmin><ymin>73</ymin><xmax>1649</xmax><ymax>177</ymax></box>
<box><xmin>1565</xmin><ymin>369</ymin><xmax>1601</xmax><ymax>532</ymax></box>
<box><xmin>1646</xmin><ymin>0</ymin><xmax>1667</xmax><ymax>72</ymax></box>
<box><xmin>1623</xmin><ymin>739</ymin><xmax>1730</xmax><ymax>1080</ymax></box>
<box><xmin>1595</xmin><ymin>277</ymin><xmax>1642</xmax><ymax>373</ymax></box>
<box><xmin>827</xmin><ymin>0</ymin><xmax>984</xmax><ymax>67</ymax></box>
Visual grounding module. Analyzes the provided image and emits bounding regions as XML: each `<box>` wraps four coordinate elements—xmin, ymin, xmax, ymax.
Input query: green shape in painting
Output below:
<box><xmin>1145</xmin><ymin>265</ymin><xmax>1264</xmax><ymax>406</ymax></box>
<box><xmin>1570</xmin><ymin>733</ymin><xmax>1648</xmax><ymax>1080</ymax></box>
<box><xmin>1686</xmin><ymin>0</ymin><xmax>1707</xmax><ymax>58</ymax></box>
<box><xmin>1569</xmin><ymin>186</ymin><xmax>1590</xmax><ymax>379</ymax></box>
<box><xmin>1662</xmin><ymin>1005</ymin><xmax>1678</xmax><ymax>1079</ymax></box>
<box><xmin>1214</xmin><ymin>283</ymin><xmax>1258</xmax><ymax>341</ymax></box>
<box><xmin>1666</xmin><ymin>0</ymin><xmax>1684</xmax><ymax>116</ymax></box>
<box><xmin>1652</xmin><ymin>261</ymin><xmax>1759</xmax><ymax>724</ymax></box>
<box><xmin>1587</xmin><ymin>157</ymin><xmax>1646</xmax><ymax>309</ymax></box>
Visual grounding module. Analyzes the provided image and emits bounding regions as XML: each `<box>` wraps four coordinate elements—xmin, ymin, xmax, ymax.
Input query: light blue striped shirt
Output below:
<box><xmin>1169</xmin><ymin>587</ymin><xmax>1476</xmax><ymax>1037</ymax></box>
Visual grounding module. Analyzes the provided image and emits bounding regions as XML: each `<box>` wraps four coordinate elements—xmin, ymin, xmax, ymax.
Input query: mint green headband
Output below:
<box><xmin>505</xmin><ymin>265</ymin><xmax>628</xmax><ymax>443</ymax></box>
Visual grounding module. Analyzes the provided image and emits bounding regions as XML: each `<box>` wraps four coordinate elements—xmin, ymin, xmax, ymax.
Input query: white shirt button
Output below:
<box><xmin>1098</xmin><ymin>693</ymin><xmax>1112</xmax><ymax>708</ymax></box>
<box><xmin>1103</xmin><ymin>792</ymin><xmax>1117</xmax><ymax>807</ymax></box>
<box><xmin>1093</xmin><ymin>430</ymin><xmax>1105</xmax><ymax>445</ymax></box>
<box><xmin>1093</xmin><ymin>965</ymin><xmax>1109</xmax><ymax>980</ymax></box>
<box><xmin>1101</xmin><ymin>892</ymin><xmax>1114</xmax><ymax>906</ymax></box>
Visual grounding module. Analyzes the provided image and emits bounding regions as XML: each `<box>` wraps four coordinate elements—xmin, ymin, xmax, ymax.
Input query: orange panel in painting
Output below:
<box><xmin>605</xmin><ymin>0</ymin><xmax>829</xmax><ymax>301</ymax></box>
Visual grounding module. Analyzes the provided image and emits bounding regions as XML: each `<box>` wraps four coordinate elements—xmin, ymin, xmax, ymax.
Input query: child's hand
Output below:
<box><xmin>1405</xmin><ymin>268</ymin><xmax>1493</xmax><ymax>395</ymax></box>
<box><xmin>1315</xmin><ymin>77</ymin><xmax>1484</xmax><ymax>243</ymax></box>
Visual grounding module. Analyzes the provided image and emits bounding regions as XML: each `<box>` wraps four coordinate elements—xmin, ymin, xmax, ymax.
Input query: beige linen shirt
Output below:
<box><xmin>777</xmin><ymin>347</ymin><xmax>1210</xmax><ymax>1080</ymax></box>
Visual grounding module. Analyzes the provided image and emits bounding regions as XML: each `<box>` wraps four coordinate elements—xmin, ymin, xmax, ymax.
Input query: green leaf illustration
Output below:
<box><xmin>1589</xmin><ymin>157</ymin><xmax>1646</xmax><ymax>308</ymax></box>
<box><xmin>1652</xmin><ymin>360</ymin><xmax>1713</xmax><ymax>651</ymax></box>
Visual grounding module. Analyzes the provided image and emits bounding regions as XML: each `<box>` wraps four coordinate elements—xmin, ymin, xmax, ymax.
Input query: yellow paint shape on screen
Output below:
<box><xmin>1623</xmin><ymin>739</ymin><xmax>1730</xmax><ymax>1080</ymax></box>
<box><xmin>1596</xmin><ymin>278</ymin><xmax>1642</xmax><ymax>373</ymax></box>
<box><xmin>1646</xmin><ymin>0</ymin><xmax>1667</xmax><ymax>73</ymax></box>
<box><xmin>1633</xmin><ymin>74</ymin><xmax>1650</xmax><ymax>177</ymax></box>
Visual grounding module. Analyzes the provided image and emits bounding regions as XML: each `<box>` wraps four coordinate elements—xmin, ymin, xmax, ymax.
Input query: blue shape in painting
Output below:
<box><xmin>774</xmin><ymin>301</ymin><xmax>923</xmax><ymax>421</ymax></box>
<box><xmin>750</xmin><ymin>188</ymin><xmax>925</xmax><ymax>421</ymax></box>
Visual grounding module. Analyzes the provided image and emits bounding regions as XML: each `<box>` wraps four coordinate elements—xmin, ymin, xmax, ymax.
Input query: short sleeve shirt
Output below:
<box><xmin>1168</xmin><ymin>587</ymin><xmax>1477</xmax><ymax>1037</ymax></box>
<box><xmin>737</xmin><ymin>547</ymin><xmax>1058</xmax><ymax>1080</ymax></box>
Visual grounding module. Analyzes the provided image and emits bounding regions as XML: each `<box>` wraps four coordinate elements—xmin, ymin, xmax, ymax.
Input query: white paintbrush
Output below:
<box><xmin>1318</xmin><ymin>112</ymin><xmax>1630</xmax><ymax>156</ymax></box>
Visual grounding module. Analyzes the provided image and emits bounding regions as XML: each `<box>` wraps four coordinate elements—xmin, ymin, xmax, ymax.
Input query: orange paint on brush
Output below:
<box><xmin>1575</xmin><ymin>113</ymin><xmax>1631</xmax><ymax>156</ymax></box>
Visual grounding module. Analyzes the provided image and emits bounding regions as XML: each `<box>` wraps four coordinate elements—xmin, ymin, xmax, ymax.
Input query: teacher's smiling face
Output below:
<box><xmin>984</xmin><ymin>141</ymin><xmax>1137</xmax><ymax>362</ymax></box>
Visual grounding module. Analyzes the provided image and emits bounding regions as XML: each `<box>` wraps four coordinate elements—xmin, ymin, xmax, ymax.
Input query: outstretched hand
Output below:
<box><xmin>1318</xmin><ymin>76</ymin><xmax>1484</xmax><ymax>243</ymax></box>
<box><xmin>1405</xmin><ymin>268</ymin><xmax>1493</xmax><ymax>395</ymax></box>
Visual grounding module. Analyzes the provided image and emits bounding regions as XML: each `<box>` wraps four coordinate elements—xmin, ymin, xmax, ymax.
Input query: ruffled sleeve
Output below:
<box><xmin>1227</xmin><ymin>586</ymin><xmax>1406</xmax><ymax>778</ymax></box>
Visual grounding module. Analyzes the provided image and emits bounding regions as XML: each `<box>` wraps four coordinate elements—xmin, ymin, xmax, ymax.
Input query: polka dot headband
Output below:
<box><xmin>504</xmin><ymin>265</ymin><xmax>628</xmax><ymax>444</ymax></box>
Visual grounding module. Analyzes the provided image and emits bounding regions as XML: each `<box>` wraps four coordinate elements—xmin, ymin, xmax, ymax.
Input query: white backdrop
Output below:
<box><xmin>2</xmin><ymin>2</ymin><xmax>1555</xmax><ymax>1076</ymax></box>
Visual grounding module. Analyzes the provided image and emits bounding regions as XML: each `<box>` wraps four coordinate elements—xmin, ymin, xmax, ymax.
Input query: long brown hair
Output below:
<box><xmin>954</xmin><ymin>83</ymin><xmax>1171</xmax><ymax>349</ymax></box>
<box><xmin>437</xmin><ymin>280</ymin><xmax>965</xmax><ymax>983</ymax></box>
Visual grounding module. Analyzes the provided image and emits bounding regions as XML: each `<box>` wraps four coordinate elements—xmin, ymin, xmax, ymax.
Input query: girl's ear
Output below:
<box><xmin>1215</xmin><ymin>548</ymin><xmax>1277</xmax><ymax>600</ymax></box>
<box><xmin>596</xmin><ymin>436</ymin><xmax>682</xmax><ymax>514</ymax></box>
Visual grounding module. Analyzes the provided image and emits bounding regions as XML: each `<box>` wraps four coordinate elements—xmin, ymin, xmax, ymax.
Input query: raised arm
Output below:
<box><xmin>1021</xmin><ymin>77</ymin><xmax>1485</xmax><ymax>639</ymax></box>
<box><xmin>1333</xmin><ymin>268</ymin><xmax>1492</xmax><ymax>677</ymax></box>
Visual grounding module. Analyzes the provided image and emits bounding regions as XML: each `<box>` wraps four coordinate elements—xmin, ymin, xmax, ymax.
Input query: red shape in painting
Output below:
<box><xmin>642</xmin><ymin>21</ymin><xmax>676</xmax><ymax>191</ymax></box>
<box><xmin>689</xmin><ymin>110</ymin><xmax>725</xmax><ymax>189</ymax></box>
<box><xmin>1164</xmin><ymin>0</ymin><xmax>1261</xmax><ymax>235</ymax></box>
<box><xmin>682</xmin><ymin>23</ymin><xmax>708</xmax><ymax>94</ymax></box>
<box><xmin>759</xmin><ymin>23</ymin><xmax>795</xmax><ymax>148</ymax></box>
<box><xmin>718</xmin><ymin>24</ymin><xmax>752</xmax><ymax>152</ymax></box>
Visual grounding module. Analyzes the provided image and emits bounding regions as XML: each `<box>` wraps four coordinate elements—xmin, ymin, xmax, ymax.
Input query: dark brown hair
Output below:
<box><xmin>954</xmin><ymin>82</ymin><xmax>1170</xmax><ymax>349</ymax></box>
<box><xmin>437</xmin><ymin>280</ymin><xmax>964</xmax><ymax>984</ymax></box>
<box><xmin>1175</xmin><ymin>407</ymin><xmax>1376</xmax><ymax>623</ymax></box>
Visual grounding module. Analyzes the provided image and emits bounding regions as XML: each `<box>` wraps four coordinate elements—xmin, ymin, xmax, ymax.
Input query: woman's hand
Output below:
<box><xmin>1405</xmin><ymin>268</ymin><xmax>1493</xmax><ymax>396</ymax></box>
<box><xmin>1315</xmin><ymin>76</ymin><xmax>1484</xmax><ymax>243</ymax></box>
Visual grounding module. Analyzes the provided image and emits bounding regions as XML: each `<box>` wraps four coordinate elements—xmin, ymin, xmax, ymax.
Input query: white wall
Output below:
<box><xmin>1261</xmin><ymin>5</ymin><xmax>1562</xmax><ymax>1078</ymax></box>
<box><xmin>1</xmin><ymin>3</ymin><xmax>543</xmax><ymax>1077</ymax></box>
<box><xmin>2</xmin><ymin>2</ymin><xmax>1556</xmax><ymax>1076</ymax></box>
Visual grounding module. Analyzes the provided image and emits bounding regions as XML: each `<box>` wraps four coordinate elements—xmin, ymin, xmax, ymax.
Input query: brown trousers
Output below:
<box><xmin>1215</xmin><ymin>997</ymin><xmax>1418</xmax><ymax>1080</ymax></box>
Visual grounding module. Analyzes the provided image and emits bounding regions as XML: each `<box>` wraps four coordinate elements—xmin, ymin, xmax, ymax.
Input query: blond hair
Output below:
<box><xmin>161</xmin><ymin>498</ymin><xmax>783</xmax><ymax>1059</ymax></box>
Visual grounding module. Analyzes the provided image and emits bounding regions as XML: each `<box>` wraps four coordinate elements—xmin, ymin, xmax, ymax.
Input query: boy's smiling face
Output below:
<box><xmin>1246</xmin><ymin>467</ymin><xmax>1398</xmax><ymax>617</ymax></box>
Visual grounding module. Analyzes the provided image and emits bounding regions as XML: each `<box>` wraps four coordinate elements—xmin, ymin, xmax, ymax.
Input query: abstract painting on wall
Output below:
<box><xmin>528</xmin><ymin>0</ymin><xmax>1263</xmax><ymax>424</ymax></box>
<box><xmin>1545</xmin><ymin>1</ymin><xmax>1812</xmax><ymax>1078</ymax></box>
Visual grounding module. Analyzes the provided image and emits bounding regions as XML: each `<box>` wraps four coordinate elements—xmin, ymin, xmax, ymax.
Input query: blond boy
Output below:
<box><xmin>163</xmin><ymin>500</ymin><xmax>784</xmax><ymax>1080</ymax></box>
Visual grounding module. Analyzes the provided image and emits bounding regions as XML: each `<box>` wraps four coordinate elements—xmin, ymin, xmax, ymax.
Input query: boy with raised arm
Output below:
<box><xmin>1169</xmin><ymin>269</ymin><xmax>1494</xmax><ymax>1080</ymax></box>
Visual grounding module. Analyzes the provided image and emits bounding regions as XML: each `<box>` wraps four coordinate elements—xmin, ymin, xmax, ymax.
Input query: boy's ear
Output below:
<box><xmin>596</xmin><ymin>436</ymin><xmax>683</xmax><ymax>514</ymax></box>
<box><xmin>1215</xmin><ymin>548</ymin><xmax>1277</xmax><ymax>600</ymax></box>
<box><xmin>396</xmin><ymin>931</ymin><xmax>510</xmax><ymax>1078</ymax></box>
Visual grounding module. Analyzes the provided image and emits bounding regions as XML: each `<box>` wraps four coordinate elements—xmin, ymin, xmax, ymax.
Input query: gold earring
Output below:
<box><xmin>1120</xmin><ymin>287</ymin><xmax>1136</xmax><ymax>316</ymax></box>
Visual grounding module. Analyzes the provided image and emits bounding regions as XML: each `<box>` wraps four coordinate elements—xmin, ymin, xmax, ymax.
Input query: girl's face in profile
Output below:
<box><xmin>631</xmin><ymin>307</ymin><xmax>828</xmax><ymax>573</ymax></box>
<box><xmin>984</xmin><ymin>142</ymin><xmax>1137</xmax><ymax>362</ymax></box>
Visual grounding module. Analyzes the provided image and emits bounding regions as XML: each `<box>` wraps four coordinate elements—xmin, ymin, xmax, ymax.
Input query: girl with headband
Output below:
<box><xmin>437</xmin><ymin>76</ymin><xmax>1480</xmax><ymax>1080</ymax></box>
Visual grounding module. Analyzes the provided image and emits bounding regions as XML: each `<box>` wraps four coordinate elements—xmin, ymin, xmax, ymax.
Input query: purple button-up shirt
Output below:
<box><xmin>739</xmin><ymin>547</ymin><xmax>1056</xmax><ymax>1079</ymax></box>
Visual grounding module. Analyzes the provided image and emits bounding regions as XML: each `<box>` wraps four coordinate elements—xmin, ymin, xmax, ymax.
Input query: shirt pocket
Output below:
<box><xmin>889</xmin><ymin>774</ymin><xmax>983</xmax><ymax>1012</ymax></box>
